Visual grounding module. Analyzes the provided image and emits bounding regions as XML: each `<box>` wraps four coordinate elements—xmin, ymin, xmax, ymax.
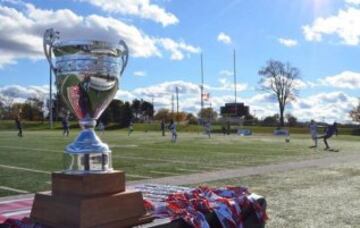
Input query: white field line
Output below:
<box><xmin>126</xmin><ymin>174</ymin><xmax>152</xmax><ymax>179</ymax></box>
<box><xmin>0</xmin><ymin>186</ymin><xmax>29</xmax><ymax>194</ymax></box>
<box><xmin>0</xmin><ymin>145</ymin><xmax>227</xmax><ymax>170</ymax></box>
<box><xmin>149</xmin><ymin>170</ymin><xmax>181</xmax><ymax>176</ymax></box>
<box><xmin>175</xmin><ymin>168</ymin><xmax>204</xmax><ymax>173</ymax></box>
<box><xmin>0</xmin><ymin>145</ymin><xmax>62</xmax><ymax>153</ymax></box>
<box><xmin>0</xmin><ymin>163</ymin><xmax>151</xmax><ymax>179</ymax></box>
<box><xmin>0</xmin><ymin>164</ymin><xmax>50</xmax><ymax>174</ymax></box>
<box><xmin>113</xmin><ymin>154</ymin><xmax>225</xmax><ymax>168</ymax></box>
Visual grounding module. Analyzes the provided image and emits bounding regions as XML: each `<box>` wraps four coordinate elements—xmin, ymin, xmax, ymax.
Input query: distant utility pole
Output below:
<box><xmin>151</xmin><ymin>95</ymin><xmax>154</xmax><ymax>110</ymax></box>
<box><xmin>200</xmin><ymin>53</ymin><xmax>204</xmax><ymax>117</ymax></box>
<box><xmin>151</xmin><ymin>95</ymin><xmax>154</xmax><ymax>120</ymax></box>
<box><xmin>171</xmin><ymin>94</ymin><xmax>175</xmax><ymax>115</ymax></box>
<box><xmin>176</xmin><ymin>87</ymin><xmax>179</xmax><ymax>116</ymax></box>
<box><xmin>233</xmin><ymin>49</ymin><xmax>238</xmax><ymax>115</ymax></box>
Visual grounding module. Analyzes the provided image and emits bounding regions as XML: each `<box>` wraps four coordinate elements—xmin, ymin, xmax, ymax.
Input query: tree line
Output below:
<box><xmin>1</xmin><ymin>95</ymin><xmax>359</xmax><ymax>128</ymax></box>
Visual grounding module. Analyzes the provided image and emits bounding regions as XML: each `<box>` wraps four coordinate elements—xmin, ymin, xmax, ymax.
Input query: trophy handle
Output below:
<box><xmin>43</xmin><ymin>29</ymin><xmax>59</xmax><ymax>73</ymax></box>
<box><xmin>119</xmin><ymin>40</ymin><xmax>129</xmax><ymax>76</ymax></box>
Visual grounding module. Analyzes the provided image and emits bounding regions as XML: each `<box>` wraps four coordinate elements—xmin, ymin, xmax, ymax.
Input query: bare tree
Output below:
<box><xmin>258</xmin><ymin>60</ymin><xmax>300</xmax><ymax>127</ymax></box>
<box><xmin>1</xmin><ymin>96</ymin><xmax>14</xmax><ymax>119</ymax></box>
<box><xmin>350</xmin><ymin>98</ymin><xmax>360</xmax><ymax>125</ymax></box>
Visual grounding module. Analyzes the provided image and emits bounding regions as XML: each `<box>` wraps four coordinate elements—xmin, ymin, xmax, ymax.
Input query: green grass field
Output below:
<box><xmin>1</xmin><ymin>129</ymin><xmax>359</xmax><ymax>227</ymax></box>
<box><xmin>0</xmin><ymin>129</ymin><xmax>359</xmax><ymax>198</ymax></box>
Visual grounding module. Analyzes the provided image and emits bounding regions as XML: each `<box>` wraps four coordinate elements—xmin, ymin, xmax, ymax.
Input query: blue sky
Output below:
<box><xmin>0</xmin><ymin>0</ymin><xmax>359</xmax><ymax>123</ymax></box>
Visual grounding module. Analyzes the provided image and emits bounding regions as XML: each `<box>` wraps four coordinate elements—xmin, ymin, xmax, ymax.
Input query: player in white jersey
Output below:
<box><xmin>168</xmin><ymin>119</ymin><xmax>177</xmax><ymax>143</ymax></box>
<box><xmin>309</xmin><ymin>120</ymin><xmax>318</xmax><ymax>148</ymax></box>
<box><xmin>204</xmin><ymin>121</ymin><xmax>211</xmax><ymax>138</ymax></box>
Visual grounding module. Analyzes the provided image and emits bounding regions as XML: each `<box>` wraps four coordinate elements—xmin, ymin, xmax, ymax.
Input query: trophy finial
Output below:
<box><xmin>43</xmin><ymin>28</ymin><xmax>60</xmax><ymax>72</ymax></box>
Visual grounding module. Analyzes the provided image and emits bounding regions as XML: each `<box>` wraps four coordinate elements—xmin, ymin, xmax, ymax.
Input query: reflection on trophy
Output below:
<box><xmin>30</xmin><ymin>29</ymin><xmax>151</xmax><ymax>228</ymax></box>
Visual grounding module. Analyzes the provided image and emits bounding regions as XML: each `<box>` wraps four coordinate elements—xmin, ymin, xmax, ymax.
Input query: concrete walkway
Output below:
<box><xmin>1</xmin><ymin>153</ymin><xmax>359</xmax><ymax>202</ymax></box>
<box><xmin>128</xmin><ymin>153</ymin><xmax>360</xmax><ymax>186</ymax></box>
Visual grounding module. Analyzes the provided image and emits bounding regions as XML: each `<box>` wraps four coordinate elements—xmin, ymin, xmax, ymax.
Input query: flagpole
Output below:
<box><xmin>171</xmin><ymin>94</ymin><xmax>174</xmax><ymax>115</ymax></box>
<box><xmin>176</xmin><ymin>86</ymin><xmax>179</xmax><ymax>116</ymax></box>
<box><xmin>233</xmin><ymin>49</ymin><xmax>237</xmax><ymax>115</ymax></box>
<box><xmin>200</xmin><ymin>53</ymin><xmax>204</xmax><ymax>118</ymax></box>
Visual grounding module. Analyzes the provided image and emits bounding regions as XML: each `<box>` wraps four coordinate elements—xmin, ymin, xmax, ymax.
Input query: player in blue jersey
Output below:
<box><xmin>317</xmin><ymin>122</ymin><xmax>338</xmax><ymax>150</ymax></box>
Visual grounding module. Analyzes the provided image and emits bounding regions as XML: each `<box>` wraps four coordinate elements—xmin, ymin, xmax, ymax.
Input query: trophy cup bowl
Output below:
<box><xmin>43</xmin><ymin>30</ymin><xmax>129</xmax><ymax>174</ymax></box>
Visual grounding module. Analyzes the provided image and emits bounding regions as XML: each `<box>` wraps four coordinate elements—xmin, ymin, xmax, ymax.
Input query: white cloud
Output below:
<box><xmin>133</xmin><ymin>71</ymin><xmax>146</xmax><ymax>77</ymax></box>
<box><xmin>219</xmin><ymin>70</ymin><xmax>233</xmax><ymax>77</ymax></box>
<box><xmin>320</xmin><ymin>71</ymin><xmax>360</xmax><ymax>89</ymax></box>
<box><xmin>115</xmin><ymin>89</ymin><xmax>136</xmax><ymax>101</ymax></box>
<box><xmin>290</xmin><ymin>91</ymin><xmax>358</xmax><ymax>123</ymax></box>
<box><xmin>132</xmin><ymin>80</ymin><xmax>200</xmax><ymax>98</ymax></box>
<box><xmin>0</xmin><ymin>85</ymin><xmax>49</xmax><ymax>103</ymax></box>
<box><xmin>156</xmin><ymin>38</ymin><xmax>201</xmax><ymax>60</ymax></box>
<box><xmin>278</xmin><ymin>38</ymin><xmax>298</xmax><ymax>47</ymax></box>
<box><xmin>302</xmin><ymin>6</ymin><xmax>360</xmax><ymax>45</ymax></box>
<box><xmin>208</xmin><ymin>78</ymin><xmax>248</xmax><ymax>92</ymax></box>
<box><xmin>80</xmin><ymin>0</ymin><xmax>178</xmax><ymax>26</ymax></box>
<box><xmin>217</xmin><ymin>32</ymin><xmax>232</xmax><ymax>44</ymax></box>
<box><xmin>0</xmin><ymin>2</ymin><xmax>199</xmax><ymax>68</ymax></box>
<box><xmin>346</xmin><ymin>0</ymin><xmax>360</xmax><ymax>5</ymax></box>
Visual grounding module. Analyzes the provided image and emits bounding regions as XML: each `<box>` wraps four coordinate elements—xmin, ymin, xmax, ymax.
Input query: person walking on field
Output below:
<box><xmin>98</xmin><ymin>121</ymin><xmax>105</xmax><ymax>135</ymax></box>
<box><xmin>204</xmin><ymin>121</ymin><xmax>212</xmax><ymax>138</ymax></box>
<box><xmin>160</xmin><ymin>120</ymin><xmax>166</xmax><ymax>136</ymax></box>
<box><xmin>128</xmin><ymin>121</ymin><xmax>134</xmax><ymax>136</ymax></box>
<box><xmin>308</xmin><ymin>120</ymin><xmax>318</xmax><ymax>148</ymax></box>
<box><xmin>317</xmin><ymin>122</ymin><xmax>338</xmax><ymax>151</ymax></box>
<box><xmin>168</xmin><ymin>119</ymin><xmax>177</xmax><ymax>143</ymax></box>
<box><xmin>15</xmin><ymin>113</ymin><xmax>23</xmax><ymax>137</ymax></box>
<box><xmin>62</xmin><ymin>114</ymin><xmax>70</xmax><ymax>136</ymax></box>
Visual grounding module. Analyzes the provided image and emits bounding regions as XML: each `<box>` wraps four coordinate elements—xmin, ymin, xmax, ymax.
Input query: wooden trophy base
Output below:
<box><xmin>30</xmin><ymin>171</ymin><xmax>153</xmax><ymax>228</ymax></box>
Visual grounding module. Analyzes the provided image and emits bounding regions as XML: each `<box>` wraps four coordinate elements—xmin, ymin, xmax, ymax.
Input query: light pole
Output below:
<box><xmin>43</xmin><ymin>28</ymin><xmax>59</xmax><ymax>129</ymax></box>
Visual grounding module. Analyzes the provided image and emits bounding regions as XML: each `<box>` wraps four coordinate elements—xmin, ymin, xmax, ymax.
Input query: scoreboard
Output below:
<box><xmin>220</xmin><ymin>102</ymin><xmax>249</xmax><ymax>117</ymax></box>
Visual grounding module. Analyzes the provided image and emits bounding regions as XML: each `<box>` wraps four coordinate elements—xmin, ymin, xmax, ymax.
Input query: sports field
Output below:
<box><xmin>0</xmin><ymin>129</ymin><xmax>359</xmax><ymax>197</ymax></box>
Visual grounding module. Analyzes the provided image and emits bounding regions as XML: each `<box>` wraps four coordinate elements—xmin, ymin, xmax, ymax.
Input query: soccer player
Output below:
<box><xmin>128</xmin><ymin>121</ymin><xmax>134</xmax><ymax>136</ymax></box>
<box><xmin>62</xmin><ymin>115</ymin><xmax>70</xmax><ymax>136</ymax></box>
<box><xmin>168</xmin><ymin>119</ymin><xmax>177</xmax><ymax>143</ymax></box>
<box><xmin>98</xmin><ymin>121</ymin><xmax>105</xmax><ymax>135</ymax></box>
<box><xmin>160</xmin><ymin>120</ymin><xmax>165</xmax><ymax>136</ymax></box>
<box><xmin>204</xmin><ymin>121</ymin><xmax>211</xmax><ymax>138</ymax></box>
<box><xmin>317</xmin><ymin>122</ymin><xmax>338</xmax><ymax>150</ymax></box>
<box><xmin>308</xmin><ymin>120</ymin><xmax>318</xmax><ymax>148</ymax></box>
<box><xmin>15</xmin><ymin>113</ymin><xmax>23</xmax><ymax>137</ymax></box>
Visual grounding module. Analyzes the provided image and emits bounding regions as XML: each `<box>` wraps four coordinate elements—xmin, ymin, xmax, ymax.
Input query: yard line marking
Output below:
<box><xmin>109</xmin><ymin>144</ymin><xmax>138</xmax><ymax>148</ymax></box>
<box><xmin>126</xmin><ymin>174</ymin><xmax>152</xmax><ymax>179</ymax></box>
<box><xmin>0</xmin><ymin>164</ymin><xmax>50</xmax><ymax>174</ymax></box>
<box><xmin>0</xmin><ymin>145</ymin><xmax>63</xmax><ymax>153</ymax></box>
<box><xmin>0</xmin><ymin>145</ymin><xmax>231</xmax><ymax>170</ymax></box>
<box><xmin>113</xmin><ymin>155</ymin><xmax>229</xmax><ymax>169</ymax></box>
<box><xmin>149</xmin><ymin>170</ymin><xmax>181</xmax><ymax>176</ymax></box>
<box><xmin>0</xmin><ymin>186</ymin><xmax>29</xmax><ymax>194</ymax></box>
<box><xmin>175</xmin><ymin>168</ymin><xmax>204</xmax><ymax>173</ymax></box>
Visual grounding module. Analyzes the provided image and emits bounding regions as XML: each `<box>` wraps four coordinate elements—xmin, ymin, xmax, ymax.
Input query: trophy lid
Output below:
<box><xmin>53</xmin><ymin>40</ymin><xmax>126</xmax><ymax>57</ymax></box>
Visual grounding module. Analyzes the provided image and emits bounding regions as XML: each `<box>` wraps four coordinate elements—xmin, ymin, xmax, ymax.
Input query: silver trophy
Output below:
<box><xmin>43</xmin><ymin>29</ymin><xmax>128</xmax><ymax>173</ymax></box>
